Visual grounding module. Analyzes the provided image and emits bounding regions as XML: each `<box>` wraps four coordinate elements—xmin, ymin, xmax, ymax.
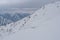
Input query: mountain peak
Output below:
<box><xmin>0</xmin><ymin>1</ymin><xmax>60</xmax><ymax>40</ymax></box>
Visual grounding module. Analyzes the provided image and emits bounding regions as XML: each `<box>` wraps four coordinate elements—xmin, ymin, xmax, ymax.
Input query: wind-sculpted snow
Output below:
<box><xmin>0</xmin><ymin>1</ymin><xmax>60</xmax><ymax>40</ymax></box>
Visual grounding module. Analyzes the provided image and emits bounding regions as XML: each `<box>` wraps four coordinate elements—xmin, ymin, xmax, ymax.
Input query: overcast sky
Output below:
<box><xmin>0</xmin><ymin>0</ymin><xmax>60</xmax><ymax>8</ymax></box>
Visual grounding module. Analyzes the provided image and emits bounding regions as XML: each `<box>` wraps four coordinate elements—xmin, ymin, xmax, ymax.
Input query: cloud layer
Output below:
<box><xmin>0</xmin><ymin>0</ymin><xmax>60</xmax><ymax>8</ymax></box>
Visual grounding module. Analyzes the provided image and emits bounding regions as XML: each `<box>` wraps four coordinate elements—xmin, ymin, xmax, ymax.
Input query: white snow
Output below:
<box><xmin>0</xmin><ymin>1</ymin><xmax>60</xmax><ymax>40</ymax></box>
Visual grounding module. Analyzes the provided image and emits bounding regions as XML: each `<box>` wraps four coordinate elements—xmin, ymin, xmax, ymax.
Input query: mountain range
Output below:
<box><xmin>0</xmin><ymin>1</ymin><xmax>60</xmax><ymax>40</ymax></box>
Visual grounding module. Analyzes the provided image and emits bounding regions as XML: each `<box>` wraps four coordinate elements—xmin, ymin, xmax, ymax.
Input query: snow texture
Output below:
<box><xmin>0</xmin><ymin>1</ymin><xmax>60</xmax><ymax>40</ymax></box>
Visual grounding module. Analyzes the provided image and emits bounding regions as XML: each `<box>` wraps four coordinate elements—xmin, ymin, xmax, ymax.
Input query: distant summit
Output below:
<box><xmin>0</xmin><ymin>13</ymin><xmax>30</xmax><ymax>26</ymax></box>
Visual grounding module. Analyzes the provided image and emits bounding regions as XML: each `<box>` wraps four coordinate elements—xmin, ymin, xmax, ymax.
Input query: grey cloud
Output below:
<box><xmin>0</xmin><ymin>0</ymin><xmax>60</xmax><ymax>8</ymax></box>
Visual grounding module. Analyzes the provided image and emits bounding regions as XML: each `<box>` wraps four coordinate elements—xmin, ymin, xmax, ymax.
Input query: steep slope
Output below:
<box><xmin>2</xmin><ymin>1</ymin><xmax>60</xmax><ymax>40</ymax></box>
<box><xmin>23</xmin><ymin>1</ymin><xmax>60</xmax><ymax>29</ymax></box>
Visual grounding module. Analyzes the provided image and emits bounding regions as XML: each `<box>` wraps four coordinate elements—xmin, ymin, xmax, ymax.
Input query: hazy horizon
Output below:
<box><xmin>0</xmin><ymin>0</ymin><xmax>60</xmax><ymax>8</ymax></box>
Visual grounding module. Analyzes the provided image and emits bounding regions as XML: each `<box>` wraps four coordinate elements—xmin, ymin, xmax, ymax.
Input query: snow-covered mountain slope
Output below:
<box><xmin>23</xmin><ymin>1</ymin><xmax>60</xmax><ymax>29</ymax></box>
<box><xmin>0</xmin><ymin>1</ymin><xmax>60</xmax><ymax>40</ymax></box>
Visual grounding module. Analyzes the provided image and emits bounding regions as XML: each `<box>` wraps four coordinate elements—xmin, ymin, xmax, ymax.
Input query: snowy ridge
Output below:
<box><xmin>0</xmin><ymin>13</ymin><xmax>30</xmax><ymax>38</ymax></box>
<box><xmin>0</xmin><ymin>15</ymin><xmax>31</xmax><ymax>37</ymax></box>
<box><xmin>0</xmin><ymin>1</ymin><xmax>60</xmax><ymax>39</ymax></box>
<box><xmin>23</xmin><ymin>1</ymin><xmax>60</xmax><ymax>29</ymax></box>
<box><xmin>2</xmin><ymin>1</ymin><xmax>60</xmax><ymax>40</ymax></box>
